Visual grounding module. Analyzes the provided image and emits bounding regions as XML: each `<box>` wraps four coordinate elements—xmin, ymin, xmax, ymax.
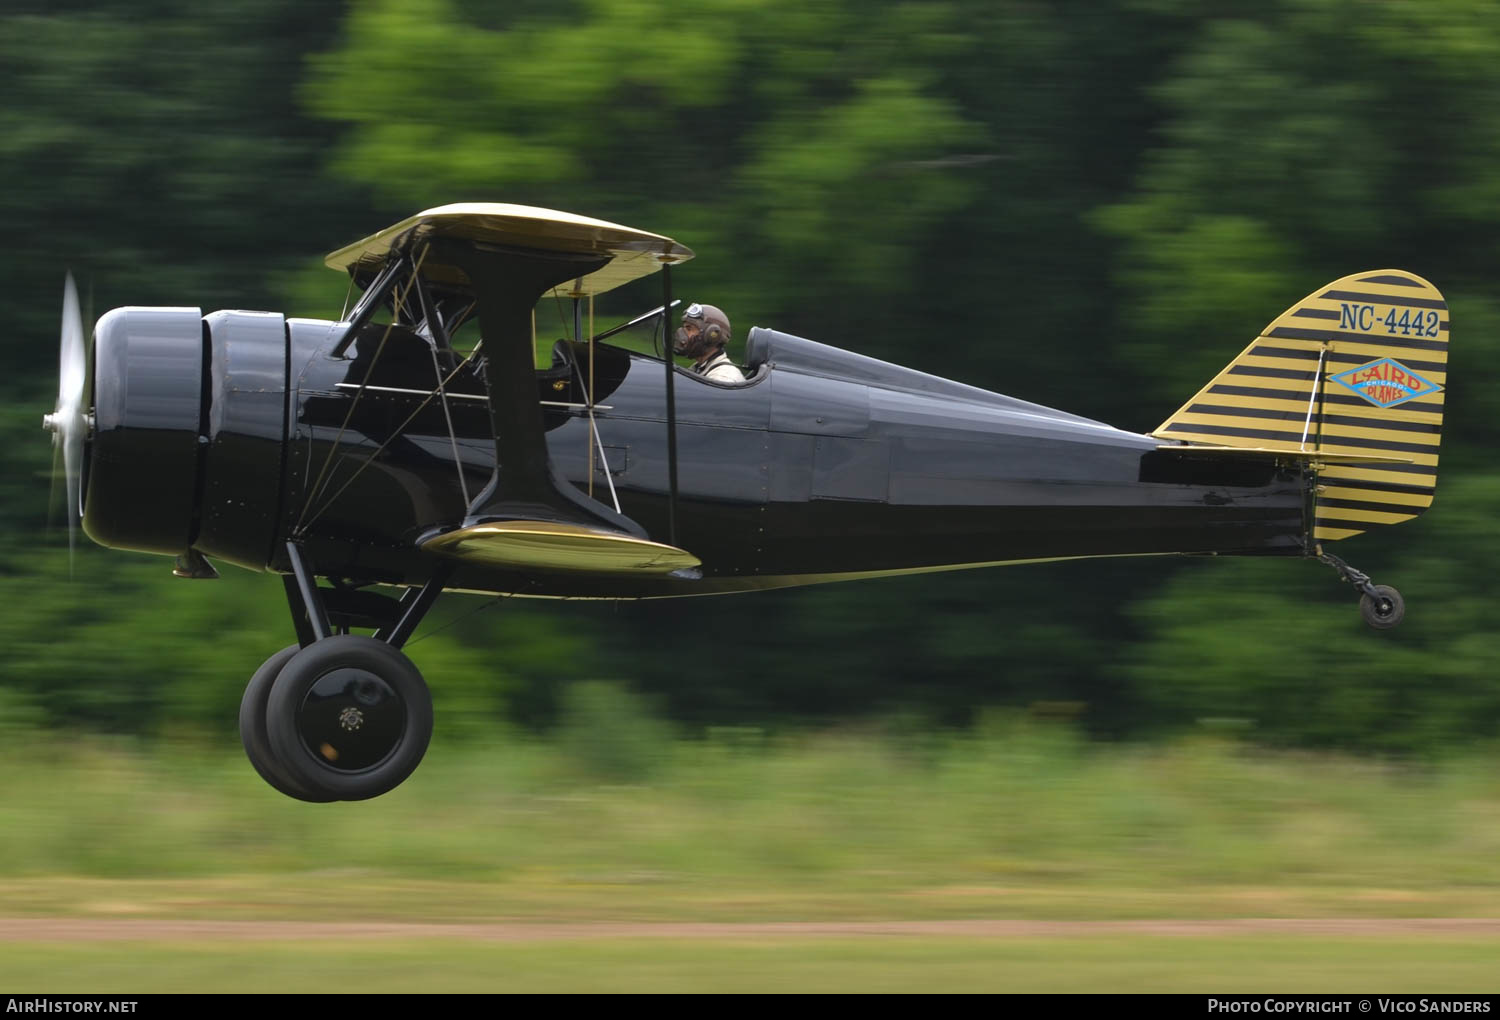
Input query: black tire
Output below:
<box><xmin>238</xmin><ymin>645</ymin><xmax>337</xmax><ymax>803</ymax></box>
<box><xmin>1360</xmin><ymin>584</ymin><xmax>1405</xmax><ymax>630</ymax></box>
<box><xmin>265</xmin><ymin>635</ymin><xmax>432</xmax><ymax>801</ymax></box>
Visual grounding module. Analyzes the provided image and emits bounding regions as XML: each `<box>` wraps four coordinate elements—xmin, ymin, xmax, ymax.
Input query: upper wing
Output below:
<box><xmin>324</xmin><ymin>202</ymin><xmax>694</xmax><ymax>299</ymax></box>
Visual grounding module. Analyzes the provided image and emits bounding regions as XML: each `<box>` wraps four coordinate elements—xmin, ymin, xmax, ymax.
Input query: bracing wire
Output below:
<box><xmin>297</xmin><ymin>339</ymin><xmax>486</xmax><ymax>533</ymax></box>
<box><xmin>338</xmin><ymin>273</ymin><xmax>356</xmax><ymax>322</ymax></box>
<box><xmin>430</xmin><ymin>342</ymin><xmax>472</xmax><ymax>510</ymax></box>
<box><xmin>403</xmin><ymin>590</ymin><xmax>514</xmax><ymax>648</ymax></box>
<box><xmin>296</xmin><ymin>246</ymin><xmax>431</xmax><ymax>535</ymax></box>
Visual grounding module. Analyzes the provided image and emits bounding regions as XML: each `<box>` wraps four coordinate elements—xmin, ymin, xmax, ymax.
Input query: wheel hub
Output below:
<box><xmin>295</xmin><ymin>667</ymin><xmax>406</xmax><ymax>772</ymax></box>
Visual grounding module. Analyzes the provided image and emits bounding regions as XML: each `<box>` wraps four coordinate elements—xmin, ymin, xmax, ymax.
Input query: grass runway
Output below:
<box><xmin>1</xmin><ymin>728</ymin><xmax>1497</xmax><ymax>992</ymax></box>
<box><xmin>1</xmin><ymin>924</ymin><xmax>1498</xmax><ymax>993</ymax></box>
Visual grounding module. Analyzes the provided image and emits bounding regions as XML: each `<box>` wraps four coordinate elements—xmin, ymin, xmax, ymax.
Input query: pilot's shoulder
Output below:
<box><xmin>704</xmin><ymin>362</ymin><xmax>745</xmax><ymax>384</ymax></box>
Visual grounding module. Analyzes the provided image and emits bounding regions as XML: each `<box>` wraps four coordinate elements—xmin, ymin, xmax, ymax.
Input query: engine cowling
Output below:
<box><xmin>83</xmin><ymin>306</ymin><xmax>205</xmax><ymax>556</ymax></box>
<box><xmin>83</xmin><ymin>307</ymin><xmax>290</xmax><ymax>570</ymax></box>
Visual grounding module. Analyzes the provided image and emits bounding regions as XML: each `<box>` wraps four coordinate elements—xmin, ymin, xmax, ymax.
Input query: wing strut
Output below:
<box><xmin>431</xmin><ymin>238</ymin><xmax>646</xmax><ymax>539</ymax></box>
<box><xmin>330</xmin><ymin>257</ymin><xmax>403</xmax><ymax>359</ymax></box>
<box><xmin>662</xmin><ymin>263</ymin><xmax>678</xmax><ymax>546</ymax></box>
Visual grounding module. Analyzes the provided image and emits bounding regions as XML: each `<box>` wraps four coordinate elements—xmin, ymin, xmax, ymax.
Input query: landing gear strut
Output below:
<box><xmin>236</xmin><ymin>543</ymin><xmax>453</xmax><ymax>801</ymax></box>
<box><xmin>1319</xmin><ymin>551</ymin><xmax>1405</xmax><ymax>630</ymax></box>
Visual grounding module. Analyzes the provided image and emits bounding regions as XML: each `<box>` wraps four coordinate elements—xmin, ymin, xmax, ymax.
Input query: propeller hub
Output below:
<box><xmin>42</xmin><ymin>409</ymin><xmax>86</xmax><ymax>436</ymax></box>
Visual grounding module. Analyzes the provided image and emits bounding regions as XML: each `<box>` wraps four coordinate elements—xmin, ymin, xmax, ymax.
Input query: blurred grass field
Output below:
<box><xmin>1</xmin><ymin>715</ymin><xmax>1498</xmax><ymax>921</ymax></box>
<box><xmin>3</xmin><ymin>936</ymin><xmax>1499</xmax><ymax>994</ymax></box>
<box><xmin>3</xmin><ymin>718</ymin><xmax>1499</xmax><ymax>991</ymax></box>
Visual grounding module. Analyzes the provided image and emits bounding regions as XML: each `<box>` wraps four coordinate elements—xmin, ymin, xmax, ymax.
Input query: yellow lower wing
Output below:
<box><xmin>421</xmin><ymin>521</ymin><xmax>700</xmax><ymax>575</ymax></box>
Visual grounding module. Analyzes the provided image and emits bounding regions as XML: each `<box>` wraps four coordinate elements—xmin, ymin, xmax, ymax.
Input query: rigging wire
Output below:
<box><xmin>338</xmin><ymin>272</ymin><xmax>355</xmax><ymax>322</ymax></box>
<box><xmin>429</xmin><ymin>331</ymin><xmax>472</xmax><ymax>512</ymax></box>
<box><xmin>296</xmin><ymin>338</ymin><xmax>486</xmax><ymax>532</ymax></box>
<box><xmin>570</xmin><ymin>292</ymin><xmax>621</xmax><ymax>514</ymax></box>
<box><xmin>402</xmin><ymin>590</ymin><xmax>514</xmax><ymax>648</ymax></box>
<box><xmin>296</xmin><ymin>245</ymin><xmax>431</xmax><ymax>534</ymax></box>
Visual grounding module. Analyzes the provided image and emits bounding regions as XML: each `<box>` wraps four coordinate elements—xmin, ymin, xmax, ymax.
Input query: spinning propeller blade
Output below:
<box><xmin>41</xmin><ymin>273</ymin><xmax>89</xmax><ymax>573</ymax></box>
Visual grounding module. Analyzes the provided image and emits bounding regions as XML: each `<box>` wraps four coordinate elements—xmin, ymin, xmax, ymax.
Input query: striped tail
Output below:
<box><xmin>1151</xmin><ymin>270</ymin><xmax>1446</xmax><ymax>542</ymax></box>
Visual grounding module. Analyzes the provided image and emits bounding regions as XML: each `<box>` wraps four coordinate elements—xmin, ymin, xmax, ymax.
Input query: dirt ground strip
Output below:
<box><xmin>4</xmin><ymin>919</ymin><xmax>1500</xmax><ymax>942</ymax></box>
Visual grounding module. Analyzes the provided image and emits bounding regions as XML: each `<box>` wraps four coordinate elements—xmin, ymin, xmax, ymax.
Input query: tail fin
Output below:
<box><xmin>1152</xmin><ymin>270</ymin><xmax>1447</xmax><ymax>542</ymax></box>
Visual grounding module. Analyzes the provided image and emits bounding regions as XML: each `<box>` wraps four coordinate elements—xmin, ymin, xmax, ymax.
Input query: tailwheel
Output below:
<box><xmin>1359</xmin><ymin>584</ymin><xmax>1405</xmax><ymax>630</ymax></box>
<box><xmin>265</xmin><ymin>635</ymin><xmax>433</xmax><ymax>801</ymax></box>
<box><xmin>238</xmin><ymin>645</ymin><xmax>337</xmax><ymax>802</ymax></box>
<box><xmin>1319</xmin><ymin>552</ymin><xmax>1405</xmax><ymax>630</ymax></box>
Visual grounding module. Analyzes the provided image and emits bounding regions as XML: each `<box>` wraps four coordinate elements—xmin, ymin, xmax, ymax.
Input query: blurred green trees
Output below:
<box><xmin>2</xmin><ymin>0</ymin><xmax>1497</xmax><ymax>752</ymax></box>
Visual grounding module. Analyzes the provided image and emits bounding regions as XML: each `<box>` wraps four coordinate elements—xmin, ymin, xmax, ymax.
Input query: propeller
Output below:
<box><xmin>41</xmin><ymin>273</ymin><xmax>89</xmax><ymax>571</ymax></box>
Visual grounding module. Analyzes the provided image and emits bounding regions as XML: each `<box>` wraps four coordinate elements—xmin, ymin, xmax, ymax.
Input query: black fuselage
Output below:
<box><xmin>83</xmin><ymin>311</ymin><xmax>1307</xmax><ymax>597</ymax></box>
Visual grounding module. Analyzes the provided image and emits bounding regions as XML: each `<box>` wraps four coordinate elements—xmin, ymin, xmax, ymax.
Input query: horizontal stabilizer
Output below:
<box><xmin>421</xmin><ymin>521</ymin><xmax>701</xmax><ymax>575</ymax></box>
<box><xmin>1155</xmin><ymin>444</ymin><xmax>1414</xmax><ymax>466</ymax></box>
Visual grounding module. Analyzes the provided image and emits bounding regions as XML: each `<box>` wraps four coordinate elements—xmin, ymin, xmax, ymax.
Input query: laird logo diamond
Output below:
<box><xmin>1331</xmin><ymin>357</ymin><xmax>1442</xmax><ymax>409</ymax></box>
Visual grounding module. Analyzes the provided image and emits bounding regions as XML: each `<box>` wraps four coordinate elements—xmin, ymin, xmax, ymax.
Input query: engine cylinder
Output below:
<box><xmin>82</xmin><ymin>306</ymin><xmax>205</xmax><ymax>556</ymax></box>
<box><xmin>194</xmin><ymin>310</ymin><xmax>289</xmax><ymax>570</ymax></box>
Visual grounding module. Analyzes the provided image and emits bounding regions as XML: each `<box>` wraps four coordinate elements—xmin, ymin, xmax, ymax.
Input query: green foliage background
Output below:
<box><xmin>2</xmin><ymin>0</ymin><xmax>1496</xmax><ymax>755</ymax></box>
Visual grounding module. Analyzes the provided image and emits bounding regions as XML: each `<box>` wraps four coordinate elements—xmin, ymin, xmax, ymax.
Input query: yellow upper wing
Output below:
<box><xmin>325</xmin><ymin>202</ymin><xmax>695</xmax><ymax>299</ymax></box>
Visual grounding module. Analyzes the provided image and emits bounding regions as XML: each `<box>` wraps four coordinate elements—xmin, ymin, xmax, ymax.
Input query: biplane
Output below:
<box><xmin>42</xmin><ymin>203</ymin><xmax>1448</xmax><ymax>801</ymax></box>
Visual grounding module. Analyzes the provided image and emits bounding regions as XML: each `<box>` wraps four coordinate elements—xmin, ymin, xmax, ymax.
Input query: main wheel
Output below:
<box><xmin>238</xmin><ymin>645</ymin><xmax>337</xmax><ymax>802</ymax></box>
<box><xmin>1360</xmin><ymin>584</ymin><xmax>1405</xmax><ymax>630</ymax></box>
<box><xmin>265</xmin><ymin>635</ymin><xmax>432</xmax><ymax>801</ymax></box>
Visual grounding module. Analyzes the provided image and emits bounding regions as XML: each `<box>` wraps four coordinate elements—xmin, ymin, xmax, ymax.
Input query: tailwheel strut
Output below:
<box><xmin>1318</xmin><ymin>551</ymin><xmax>1405</xmax><ymax>630</ymax></box>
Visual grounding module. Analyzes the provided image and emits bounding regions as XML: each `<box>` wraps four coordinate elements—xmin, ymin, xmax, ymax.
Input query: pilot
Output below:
<box><xmin>674</xmin><ymin>303</ymin><xmax>744</xmax><ymax>384</ymax></box>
